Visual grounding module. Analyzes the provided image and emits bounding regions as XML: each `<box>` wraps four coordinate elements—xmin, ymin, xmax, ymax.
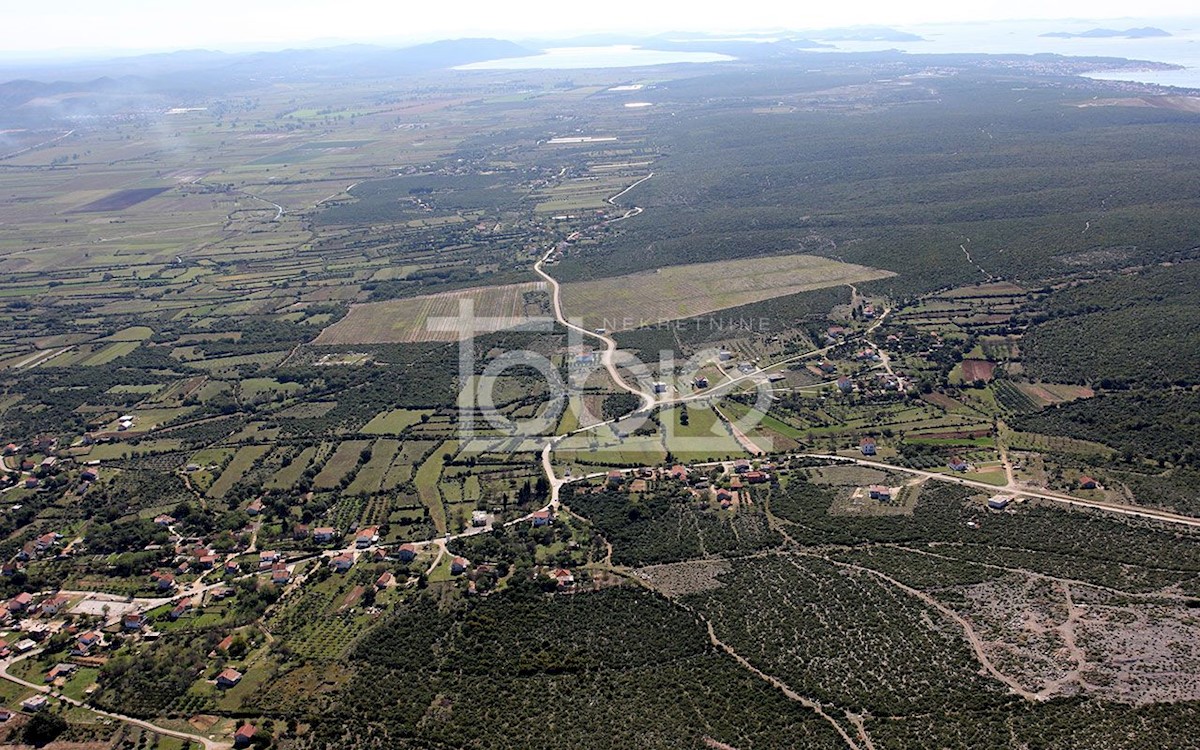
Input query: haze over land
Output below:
<box><xmin>0</xmin><ymin>7</ymin><xmax>1198</xmax><ymax>750</ymax></box>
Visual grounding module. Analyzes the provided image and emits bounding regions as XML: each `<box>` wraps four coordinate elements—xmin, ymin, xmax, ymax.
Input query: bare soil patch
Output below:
<box><xmin>635</xmin><ymin>559</ymin><xmax>732</xmax><ymax>597</ymax></box>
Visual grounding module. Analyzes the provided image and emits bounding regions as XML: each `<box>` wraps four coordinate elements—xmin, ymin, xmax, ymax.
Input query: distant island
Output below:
<box><xmin>810</xmin><ymin>26</ymin><xmax>926</xmax><ymax>42</ymax></box>
<box><xmin>1041</xmin><ymin>27</ymin><xmax>1171</xmax><ymax>39</ymax></box>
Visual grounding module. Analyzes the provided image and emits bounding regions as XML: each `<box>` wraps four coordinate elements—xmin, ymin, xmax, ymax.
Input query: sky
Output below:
<box><xmin>4</xmin><ymin>0</ymin><xmax>1198</xmax><ymax>57</ymax></box>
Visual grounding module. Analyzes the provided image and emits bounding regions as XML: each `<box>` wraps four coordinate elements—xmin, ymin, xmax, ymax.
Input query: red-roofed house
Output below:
<box><xmin>8</xmin><ymin>592</ymin><xmax>32</xmax><ymax>613</ymax></box>
<box><xmin>216</xmin><ymin>667</ymin><xmax>243</xmax><ymax>688</ymax></box>
<box><xmin>234</xmin><ymin>724</ymin><xmax>256</xmax><ymax>748</ymax></box>
<box><xmin>39</xmin><ymin>593</ymin><xmax>69</xmax><ymax>615</ymax></box>
<box><xmin>355</xmin><ymin>526</ymin><xmax>378</xmax><ymax>548</ymax></box>
<box><xmin>1079</xmin><ymin>476</ymin><xmax>1098</xmax><ymax>490</ymax></box>
<box><xmin>860</xmin><ymin>437</ymin><xmax>877</xmax><ymax>456</ymax></box>
<box><xmin>396</xmin><ymin>543</ymin><xmax>417</xmax><ymax>562</ymax></box>
<box><xmin>551</xmin><ymin>568</ymin><xmax>575</xmax><ymax>590</ymax></box>
<box><xmin>450</xmin><ymin>557</ymin><xmax>468</xmax><ymax>575</ymax></box>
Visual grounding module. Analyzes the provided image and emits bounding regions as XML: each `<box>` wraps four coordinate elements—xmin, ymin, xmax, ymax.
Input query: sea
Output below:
<box><xmin>459</xmin><ymin>20</ymin><xmax>1200</xmax><ymax>90</ymax></box>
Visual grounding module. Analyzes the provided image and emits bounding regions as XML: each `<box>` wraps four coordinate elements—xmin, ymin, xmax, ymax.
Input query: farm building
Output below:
<box><xmin>988</xmin><ymin>495</ymin><xmax>1014</xmax><ymax>510</ymax></box>
<box><xmin>869</xmin><ymin>485</ymin><xmax>891</xmax><ymax>501</ymax></box>
<box><xmin>948</xmin><ymin>457</ymin><xmax>969</xmax><ymax>472</ymax></box>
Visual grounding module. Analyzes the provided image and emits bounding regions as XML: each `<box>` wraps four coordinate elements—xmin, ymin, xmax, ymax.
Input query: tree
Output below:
<box><xmin>23</xmin><ymin>711</ymin><xmax>67</xmax><ymax>746</ymax></box>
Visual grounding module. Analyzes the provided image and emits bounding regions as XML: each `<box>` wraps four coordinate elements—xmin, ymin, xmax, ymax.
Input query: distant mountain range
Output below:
<box><xmin>1040</xmin><ymin>27</ymin><xmax>1171</xmax><ymax>39</ymax></box>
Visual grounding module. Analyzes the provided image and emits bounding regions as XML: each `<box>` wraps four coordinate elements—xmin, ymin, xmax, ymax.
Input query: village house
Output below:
<box><xmin>292</xmin><ymin>523</ymin><xmax>309</xmax><ymax>540</ymax></box>
<box><xmin>73</xmin><ymin>631</ymin><xmax>103</xmax><ymax>656</ymax></box>
<box><xmin>80</xmin><ymin>467</ymin><xmax>99</xmax><ymax>482</ymax></box>
<box><xmin>7</xmin><ymin>592</ymin><xmax>32</xmax><ymax>613</ymax></box>
<box><xmin>450</xmin><ymin>557</ymin><xmax>468</xmax><ymax>575</ymax></box>
<box><xmin>948</xmin><ymin>456</ymin><xmax>969</xmax><ymax>472</ymax></box>
<box><xmin>123</xmin><ymin>613</ymin><xmax>145</xmax><ymax>631</ymax></box>
<box><xmin>153</xmin><ymin>514</ymin><xmax>175</xmax><ymax>526</ymax></box>
<box><xmin>234</xmin><ymin>724</ymin><xmax>257</xmax><ymax>748</ymax></box>
<box><xmin>1079</xmin><ymin>476</ymin><xmax>1098</xmax><ymax>490</ymax></box>
<box><xmin>530</xmin><ymin>510</ymin><xmax>553</xmax><ymax>527</ymax></box>
<box><xmin>744</xmin><ymin>470</ymin><xmax>769</xmax><ymax>484</ymax></box>
<box><xmin>33</xmin><ymin>532</ymin><xmax>59</xmax><ymax>553</ymax></box>
<box><xmin>860</xmin><ymin>437</ymin><xmax>877</xmax><ymax>456</ymax></box>
<box><xmin>271</xmin><ymin>563</ymin><xmax>290</xmax><ymax>585</ymax></box>
<box><xmin>216</xmin><ymin>667</ymin><xmax>243</xmax><ymax>689</ymax></box>
<box><xmin>259</xmin><ymin>550</ymin><xmax>280</xmax><ymax>567</ymax></box>
<box><xmin>733</xmin><ymin>459</ymin><xmax>750</xmax><ymax>474</ymax></box>
<box><xmin>396</xmin><ymin>543</ymin><xmax>417</xmax><ymax>562</ymax></box>
<box><xmin>471</xmin><ymin>510</ymin><xmax>489</xmax><ymax>527</ymax></box>
<box><xmin>224</xmin><ymin>560</ymin><xmax>240</xmax><ymax>576</ymax></box>
<box><xmin>215</xmin><ymin>634</ymin><xmax>235</xmax><ymax>653</ymax></box>
<box><xmin>355</xmin><ymin>526</ymin><xmax>379</xmax><ymax>548</ymax></box>
<box><xmin>39</xmin><ymin>593</ymin><xmax>70</xmax><ymax>616</ymax></box>
<box><xmin>46</xmin><ymin>662</ymin><xmax>76</xmax><ymax>682</ymax></box>
<box><xmin>607</xmin><ymin>469</ymin><xmax>624</xmax><ymax>486</ymax></box>
<box><xmin>313</xmin><ymin>527</ymin><xmax>337</xmax><ymax>543</ymax></box>
<box><xmin>330</xmin><ymin>553</ymin><xmax>355</xmax><ymax>573</ymax></box>
<box><xmin>551</xmin><ymin>568</ymin><xmax>575</xmax><ymax>590</ymax></box>
<box><xmin>375</xmin><ymin>571</ymin><xmax>394</xmax><ymax>589</ymax></box>
<box><xmin>836</xmin><ymin>376</ymin><xmax>854</xmax><ymax>393</ymax></box>
<box><xmin>169</xmin><ymin>598</ymin><xmax>193</xmax><ymax>621</ymax></box>
<box><xmin>20</xmin><ymin>695</ymin><xmax>48</xmax><ymax>712</ymax></box>
<box><xmin>988</xmin><ymin>495</ymin><xmax>1014</xmax><ymax>511</ymax></box>
<box><xmin>869</xmin><ymin>485</ymin><xmax>892</xmax><ymax>501</ymax></box>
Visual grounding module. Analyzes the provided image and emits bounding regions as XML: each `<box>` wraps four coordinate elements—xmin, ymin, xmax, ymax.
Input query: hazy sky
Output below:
<box><xmin>5</xmin><ymin>0</ymin><xmax>1198</xmax><ymax>55</ymax></box>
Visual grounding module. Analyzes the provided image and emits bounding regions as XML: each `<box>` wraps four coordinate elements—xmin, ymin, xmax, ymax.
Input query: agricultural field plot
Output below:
<box><xmin>561</xmin><ymin>254</ymin><xmax>892</xmax><ymax>331</ymax></box>
<box><xmin>313</xmin><ymin>440</ymin><xmax>372</xmax><ymax>490</ymax></box>
<box><xmin>207</xmin><ymin>444</ymin><xmax>273</xmax><ymax>498</ymax></box>
<box><xmin>361</xmin><ymin>408</ymin><xmax>434</xmax><ymax>434</ymax></box>
<box><xmin>313</xmin><ymin>282</ymin><xmax>548</xmax><ymax>344</ymax></box>
<box><xmin>660</xmin><ymin>404</ymin><xmax>753</xmax><ymax>463</ymax></box>
<box><xmin>414</xmin><ymin>440</ymin><xmax>455</xmax><ymax>534</ymax></box>
<box><xmin>345</xmin><ymin>439</ymin><xmax>402</xmax><ymax>494</ymax></box>
<box><xmin>531</xmin><ymin>174</ymin><xmax>637</xmax><ymax>213</ymax></box>
<box><xmin>266</xmin><ymin>445</ymin><xmax>320</xmax><ymax>489</ymax></box>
